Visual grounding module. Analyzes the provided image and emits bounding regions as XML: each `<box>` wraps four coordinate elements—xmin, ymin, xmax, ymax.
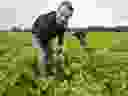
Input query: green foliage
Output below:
<box><xmin>0</xmin><ymin>32</ymin><xmax>128</xmax><ymax>96</ymax></box>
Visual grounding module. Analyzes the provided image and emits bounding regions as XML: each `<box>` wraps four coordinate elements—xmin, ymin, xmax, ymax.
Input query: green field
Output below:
<box><xmin>0</xmin><ymin>32</ymin><xmax>128</xmax><ymax>96</ymax></box>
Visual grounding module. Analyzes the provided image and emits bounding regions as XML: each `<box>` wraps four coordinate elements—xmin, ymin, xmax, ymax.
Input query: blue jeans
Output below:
<box><xmin>40</xmin><ymin>40</ymin><xmax>54</xmax><ymax>65</ymax></box>
<box><xmin>42</xmin><ymin>46</ymin><xmax>49</xmax><ymax>64</ymax></box>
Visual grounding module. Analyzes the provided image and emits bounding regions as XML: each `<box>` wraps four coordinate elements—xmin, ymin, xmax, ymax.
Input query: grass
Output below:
<box><xmin>0</xmin><ymin>32</ymin><xmax>128</xmax><ymax>96</ymax></box>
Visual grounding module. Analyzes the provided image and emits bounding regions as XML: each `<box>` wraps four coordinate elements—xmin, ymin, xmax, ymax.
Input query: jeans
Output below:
<box><xmin>42</xmin><ymin>46</ymin><xmax>48</xmax><ymax>64</ymax></box>
<box><xmin>32</xmin><ymin>34</ymin><xmax>50</xmax><ymax>65</ymax></box>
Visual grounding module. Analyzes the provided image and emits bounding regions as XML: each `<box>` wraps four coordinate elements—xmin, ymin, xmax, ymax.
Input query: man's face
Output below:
<box><xmin>56</xmin><ymin>5</ymin><xmax>73</xmax><ymax>24</ymax></box>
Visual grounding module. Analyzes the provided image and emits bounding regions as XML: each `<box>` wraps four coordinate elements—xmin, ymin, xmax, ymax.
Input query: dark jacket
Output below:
<box><xmin>32</xmin><ymin>11</ymin><xmax>66</xmax><ymax>41</ymax></box>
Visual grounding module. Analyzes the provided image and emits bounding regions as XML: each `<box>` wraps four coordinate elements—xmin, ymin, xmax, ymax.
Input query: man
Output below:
<box><xmin>32</xmin><ymin>1</ymin><xmax>74</xmax><ymax>79</ymax></box>
<box><xmin>32</xmin><ymin>1</ymin><xmax>86</xmax><ymax>79</ymax></box>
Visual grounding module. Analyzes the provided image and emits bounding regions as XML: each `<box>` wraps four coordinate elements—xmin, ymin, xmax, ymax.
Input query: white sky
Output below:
<box><xmin>0</xmin><ymin>0</ymin><xmax>128</xmax><ymax>29</ymax></box>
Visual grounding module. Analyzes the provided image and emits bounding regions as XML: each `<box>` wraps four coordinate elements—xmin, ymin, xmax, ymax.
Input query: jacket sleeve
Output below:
<box><xmin>32</xmin><ymin>15</ymin><xmax>48</xmax><ymax>34</ymax></box>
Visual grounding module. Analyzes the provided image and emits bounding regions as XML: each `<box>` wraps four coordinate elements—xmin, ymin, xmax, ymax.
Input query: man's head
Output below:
<box><xmin>56</xmin><ymin>1</ymin><xmax>74</xmax><ymax>24</ymax></box>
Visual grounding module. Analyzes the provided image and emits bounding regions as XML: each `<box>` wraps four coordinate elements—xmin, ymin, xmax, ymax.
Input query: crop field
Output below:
<box><xmin>0</xmin><ymin>32</ymin><xmax>128</xmax><ymax>96</ymax></box>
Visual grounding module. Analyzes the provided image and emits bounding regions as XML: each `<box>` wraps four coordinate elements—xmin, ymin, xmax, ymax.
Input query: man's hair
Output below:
<box><xmin>58</xmin><ymin>1</ymin><xmax>74</xmax><ymax>11</ymax></box>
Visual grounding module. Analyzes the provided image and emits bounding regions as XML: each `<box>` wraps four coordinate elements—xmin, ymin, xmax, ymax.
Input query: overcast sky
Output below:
<box><xmin>0</xmin><ymin>0</ymin><xmax>128</xmax><ymax>29</ymax></box>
